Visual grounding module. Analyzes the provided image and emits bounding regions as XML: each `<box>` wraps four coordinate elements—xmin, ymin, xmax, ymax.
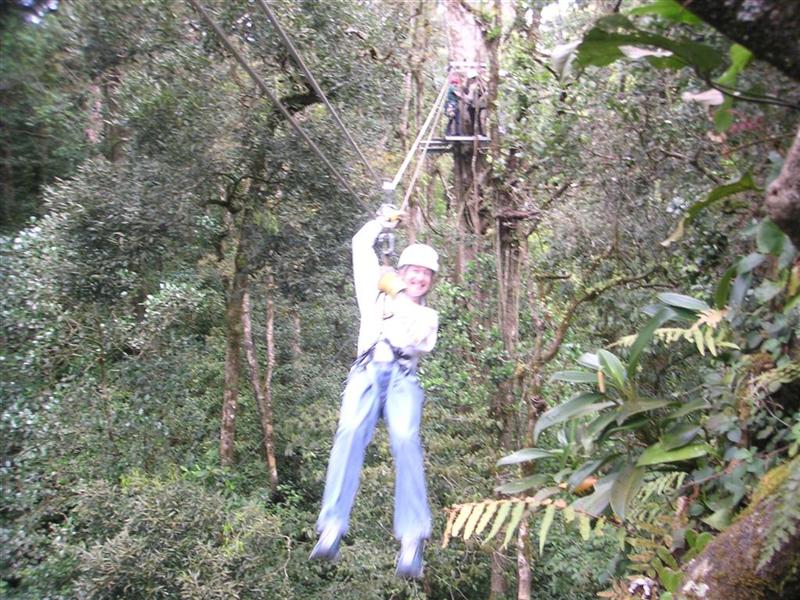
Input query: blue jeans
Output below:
<box><xmin>316</xmin><ymin>360</ymin><xmax>431</xmax><ymax>541</ymax></box>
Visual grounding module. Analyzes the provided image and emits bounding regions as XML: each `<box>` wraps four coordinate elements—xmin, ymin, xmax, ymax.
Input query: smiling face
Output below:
<box><xmin>399</xmin><ymin>265</ymin><xmax>434</xmax><ymax>303</ymax></box>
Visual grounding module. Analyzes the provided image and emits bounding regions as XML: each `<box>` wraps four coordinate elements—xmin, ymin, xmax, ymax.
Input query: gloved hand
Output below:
<box><xmin>378</xmin><ymin>271</ymin><xmax>407</xmax><ymax>298</ymax></box>
<box><xmin>376</xmin><ymin>204</ymin><xmax>405</xmax><ymax>229</ymax></box>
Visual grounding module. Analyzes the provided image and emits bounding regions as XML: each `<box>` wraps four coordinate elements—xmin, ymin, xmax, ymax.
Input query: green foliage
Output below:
<box><xmin>3</xmin><ymin>0</ymin><xmax>799</xmax><ymax>597</ymax></box>
<box><xmin>496</xmin><ymin>214</ymin><xmax>799</xmax><ymax>592</ymax></box>
<box><xmin>758</xmin><ymin>456</ymin><xmax>800</xmax><ymax>570</ymax></box>
<box><xmin>0</xmin><ymin>13</ymin><xmax>89</xmax><ymax>229</ymax></box>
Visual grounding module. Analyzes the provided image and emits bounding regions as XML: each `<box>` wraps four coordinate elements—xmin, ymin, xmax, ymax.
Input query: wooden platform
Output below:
<box><xmin>420</xmin><ymin>136</ymin><xmax>491</xmax><ymax>154</ymax></box>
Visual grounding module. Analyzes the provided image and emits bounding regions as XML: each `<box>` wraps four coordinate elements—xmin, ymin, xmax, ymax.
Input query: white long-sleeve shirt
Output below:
<box><xmin>352</xmin><ymin>219</ymin><xmax>438</xmax><ymax>367</ymax></box>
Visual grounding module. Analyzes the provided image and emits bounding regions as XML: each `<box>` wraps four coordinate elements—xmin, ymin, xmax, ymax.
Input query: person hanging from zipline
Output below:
<box><xmin>310</xmin><ymin>205</ymin><xmax>439</xmax><ymax>580</ymax></box>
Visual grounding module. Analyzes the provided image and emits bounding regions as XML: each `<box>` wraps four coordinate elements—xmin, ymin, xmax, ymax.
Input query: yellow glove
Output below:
<box><xmin>377</xmin><ymin>204</ymin><xmax>405</xmax><ymax>229</ymax></box>
<box><xmin>378</xmin><ymin>272</ymin><xmax>407</xmax><ymax>298</ymax></box>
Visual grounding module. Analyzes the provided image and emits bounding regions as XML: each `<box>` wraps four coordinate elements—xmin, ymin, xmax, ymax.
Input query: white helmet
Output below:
<box><xmin>398</xmin><ymin>243</ymin><xmax>439</xmax><ymax>273</ymax></box>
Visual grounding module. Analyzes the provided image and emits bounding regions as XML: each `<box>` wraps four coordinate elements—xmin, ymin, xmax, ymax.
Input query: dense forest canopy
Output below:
<box><xmin>1</xmin><ymin>1</ymin><xmax>798</xmax><ymax>599</ymax></box>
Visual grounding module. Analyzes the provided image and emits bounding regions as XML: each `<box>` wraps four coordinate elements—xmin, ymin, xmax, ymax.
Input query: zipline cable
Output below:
<box><xmin>399</xmin><ymin>79</ymin><xmax>448</xmax><ymax>212</ymax></box>
<box><xmin>254</xmin><ymin>0</ymin><xmax>383</xmax><ymax>187</ymax></box>
<box><xmin>388</xmin><ymin>77</ymin><xmax>449</xmax><ymax>191</ymax></box>
<box><xmin>185</xmin><ymin>0</ymin><xmax>365</xmax><ymax>205</ymax></box>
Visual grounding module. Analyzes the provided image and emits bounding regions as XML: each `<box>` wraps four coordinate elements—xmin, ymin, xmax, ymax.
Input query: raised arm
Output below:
<box><xmin>352</xmin><ymin>219</ymin><xmax>383</xmax><ymax>318</ymax></box>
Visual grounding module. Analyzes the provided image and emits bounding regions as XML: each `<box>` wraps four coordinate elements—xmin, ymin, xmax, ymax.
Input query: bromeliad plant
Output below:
<box><xmin>493</xmin><ymin>217</ymin><xmax>798</xmax><ymax>526</ymax></box>
<box><xmin>444</xmin><ymin>218</ymin><xmax>799</xmax><ymax>598</ymax></box>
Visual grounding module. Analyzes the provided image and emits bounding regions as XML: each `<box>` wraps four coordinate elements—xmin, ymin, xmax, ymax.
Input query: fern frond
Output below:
<box><xmin>441</xmin><ymin>493</ymin><xmax>616</xmax><ymax>550</ymax></box>
<box><xmin>611</xmin><ymin>308</ymin><xmax>735</xmax><ymax>358</ymax></box>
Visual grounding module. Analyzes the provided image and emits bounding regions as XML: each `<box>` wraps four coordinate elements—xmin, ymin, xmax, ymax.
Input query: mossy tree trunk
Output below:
<box><xmin>679</xmin><ymin>465</ymin><xmax>800</xmax><ymax>599</ymax></box>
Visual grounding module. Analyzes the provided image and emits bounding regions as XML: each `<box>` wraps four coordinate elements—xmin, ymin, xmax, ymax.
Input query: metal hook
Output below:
<box><xmin>377</xmin><ymin>230</ymin><xmax>395</xmax><ymax>258</ymax></box>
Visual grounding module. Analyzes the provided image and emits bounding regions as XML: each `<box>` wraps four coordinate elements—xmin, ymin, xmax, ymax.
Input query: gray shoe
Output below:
<box><xmin>309</xmin><ymin>527</ymin><xmax>341</xmax><ymax>562</ymax></box>
<box><xmin>396</xmin><ymin>538</ymin><xmax>424</xmax><ymax>579</ymax></box>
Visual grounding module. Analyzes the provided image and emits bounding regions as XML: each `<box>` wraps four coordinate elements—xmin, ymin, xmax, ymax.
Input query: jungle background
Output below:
<box><xmin>1</xmin><ymin>1</ymin><xmax>799</xmax><ymax>599</ymax></box>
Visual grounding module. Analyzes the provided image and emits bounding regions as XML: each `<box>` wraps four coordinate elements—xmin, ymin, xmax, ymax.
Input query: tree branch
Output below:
<box><xmin>539</xmin><ymin>269</ymin><xmax>656</xmax><ymax>364</ymax></box>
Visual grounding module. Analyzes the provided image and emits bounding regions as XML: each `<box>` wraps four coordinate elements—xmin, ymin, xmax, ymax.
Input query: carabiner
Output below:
<box><xmin>377</xmin><ymin>230</ymin><xmax>395</xmax><ymax>258</ymax></box>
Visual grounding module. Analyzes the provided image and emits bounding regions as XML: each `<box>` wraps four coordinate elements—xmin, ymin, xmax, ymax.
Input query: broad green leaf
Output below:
<box><xmin>451</xmin><ymin>504</ymin><xmax>473</xmax><ymax>538</ymax></box>
<box><xmin>636</xmin><ymin>442</ymin><xmax>710</xmax><ymax>466</ymax></box>
<box><xmin>538</xmin><ymin>503</ymin><xmax>557</xmax><ymax>555</ymax></box>
<box><xmin>610</xmin><ymin>463</ymin><xmax>645</xmax><ymax>521</ymax></box>
<box><xmin>576</xmin><ymin>25</ymin><xmax>723</xmax><ymax>74</ymax></box>
<box><xmin>528</xmin><ymin>486</ymin><xmax>562</xmax><ymax>507</ymax></box>
<box><xmin>657</xmin><ymin>292</ymin><xmax>709</xmax><ymax>312</ymax></box>
<box><xmin>716</xmin><ymin>43</ymin><xmax>753</xmax><ymax>87</ymax></box>
<box><xmin>495</xmin><ymin>473</ymin><xmax>550</xmax><ymax>495</ymax></box>
<box><xmin>598</xmin><ymin>349</ymin><xmax>627</xmax><ymax>389</ymax></box>
<box><xmin>730</xmin><ymin>43</ymin><xmax>753</xmax><ymax>71</ymax></box>
<box><xmin>502</xmin><ymin>501</ymin><xmax>526</xmax><ymax>549</ymax></box>
<box><xmin>484</xmin><ymin>501</ymin><xmax>512</xmax><ymax>541</ymax></box>
<box><xmin>627</xmin><ymin>306</ymin><xmax>675</xmax><ymax>376</ymax></box>
<box><xmin>463</xmin><ymin>502</ymin><xmax>485</xmax><ymax>541</ymax></box>
<box><xmin>534</xmin><ymin>393</ymin><xmax>614</xmax><ymax>443</ymax></box>
<box><xmin>627</xmin><ymin>0</ymin><xmax>702</xmax><ymax>25</ymax></box>
<box><xmin>497</xmin><ymin>448</ymin><xmax>561</xmax><ymax>467</ymax></box>
<box><xmin>577</xmin><ymin>352</ymin><xmax>601</xmax><ymax>370</ymax></box>
<box><xmin>550</xmin><ymin>370</ymin><xmax>599</xmax><ymax>384</ymax></box>
<box><xmin>661</xmin><ymin>423</ymin><xmax>702</xmax><ymax>450</ymax></box>
<box><xmin>731</xmin><ymin>272</ymin><xmax>752</xmax><ymax>307</ymax></box>
<box><xmin>615</xmin><ymin>398</ymin><xmax>670</xmax><ymax>425</ymax></box>
<box><xmin>585</xmin><ymin>411</ymin><xmax>621</xmax><ymax>442</ymax></box>
<box><xmin>757</xmin><ymin>219</ymin><xmax>786</xmax><ymax>256</ymax></box>
<box><xmin>578</xmin><ymin>513</ymin><xmax>592</xmax><ymax>540</ymax></box>
<box><xmin>737</xmin><ymin>252</ymin><xmax>766</xmax><ymax>275</ymax></box>
<box><xmin>662</xmin><ymin>173</ymin><xmax>759</xmax><ymax>245</ymax></box>
<box><xmin>714</xmin><ymin>265</ymin><xmax>737</xmax><ymax>308</ymax></box>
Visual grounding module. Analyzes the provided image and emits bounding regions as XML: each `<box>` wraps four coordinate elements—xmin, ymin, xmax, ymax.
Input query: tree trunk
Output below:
<box><xmin>678</xmin><ymin>462</ymin><xmax>800</xmax><ymax>599</ymax></box>
<box><xmin>241</xmin><ymin>285</ymin><xmax>279</xmax><ymax>492</ymax></box>
<box><xmin>517</xmin><ymin>521</ymin><xmax>532</xmax><ymax>600</ymax></box>
<box><xmin>443</xmin><ymin>0</ymin><xmax>517</xmax><ymax>595</ymax></box>
<box><xmin>766</xmin><ymin>127</ymin><xmax>800</xmax><ymax>250</ymax></box>
<box><xmin>490</xmin><ymin>550</ymin><xmax>508</xmax><ymax>599</ymax></box>
<box><xmin>681</xmin><ymin>0</ymin><xmax>800</xmax><ymax>81</ymax></box>
<box><xmin>262</xmin><ymin>278</ymin><xmax>279</xmax><ymax>494</ymax></box>
<box><xmin>443</xmin><ymin>0</ymin><xmax>491</xmax><ymax>272</ymax></box>
<box><xmin>220</xmin><ymin>264</ymin><xmax>247</xmax><ymax>467</ymax></box>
